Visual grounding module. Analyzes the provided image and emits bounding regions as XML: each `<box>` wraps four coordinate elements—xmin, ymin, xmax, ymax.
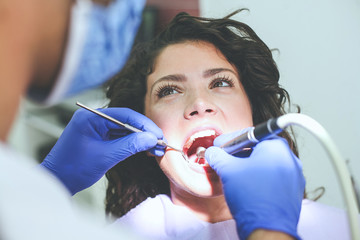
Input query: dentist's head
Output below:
<box><xmin>1</xmin><ymin>0</ymin><xmax>144</xmax><ymax>140</ymax></box>
<box><xmin>27</xmin><ymin>0</ymin><xmax>145</xmax><ymax>105</ymax></box>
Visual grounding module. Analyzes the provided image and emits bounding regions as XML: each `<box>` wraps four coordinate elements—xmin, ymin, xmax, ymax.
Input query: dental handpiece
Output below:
<box><xmin>195</xmin><ymin>113</ymin><xmax>360</xmax><ymax>239</ymax></box>
<box><xmin>196</xmin><ymin>118</ymin><xmax>283</xmax><ymax>158</ymax></box>
<box><xmin>76</xmin><ymin>102</ymin><xmax>187</xmax><ymax>159</ymax></box>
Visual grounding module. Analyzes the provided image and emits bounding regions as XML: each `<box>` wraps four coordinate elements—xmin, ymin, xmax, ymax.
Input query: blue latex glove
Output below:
<box><xmin>40</xmin><ymin>107</ymin><xmax>165</xmax><ymax>195</ymax></box>
<box><xmin>206</xmin><ymin>130</ymin><xmax>305</xmax><ymax>240</ymax></box>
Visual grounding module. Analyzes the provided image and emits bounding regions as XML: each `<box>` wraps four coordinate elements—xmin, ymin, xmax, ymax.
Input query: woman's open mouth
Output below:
<box><xmin>183</xmin><ymin>130</ymin><xmax>219</xmax><ymax>166</ymax></box>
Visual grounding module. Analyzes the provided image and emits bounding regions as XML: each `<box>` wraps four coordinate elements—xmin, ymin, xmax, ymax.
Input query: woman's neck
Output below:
<box><xmin>170</xmin><ymin>189</ymin><xmax>233</xmax><ymax>223</ymax></box>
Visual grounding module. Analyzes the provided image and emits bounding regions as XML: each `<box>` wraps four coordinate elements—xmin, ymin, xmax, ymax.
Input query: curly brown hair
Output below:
<box><xmin>104</xmin><ymin>10</ymin><xmax>299</xmax><ymax>219</ymax></box>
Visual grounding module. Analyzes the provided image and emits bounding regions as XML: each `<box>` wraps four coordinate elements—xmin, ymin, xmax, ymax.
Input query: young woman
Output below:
<box><xmin>104</xmin><ymin>11</ymin><xmax>301</xmax><ymax>240</ymax></box>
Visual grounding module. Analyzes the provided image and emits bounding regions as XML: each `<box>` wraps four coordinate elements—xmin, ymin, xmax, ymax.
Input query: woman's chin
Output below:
<box><xmin>158</xmin><ymin>151</ymin><xmax>224</xmax><ymax>198</ymax></box>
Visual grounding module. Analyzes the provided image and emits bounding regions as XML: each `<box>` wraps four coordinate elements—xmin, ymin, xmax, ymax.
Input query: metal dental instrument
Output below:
<box><xmin>76</xmin><ymin>102</ymin><xmax>187</xmax><ymax>160</ymax></box>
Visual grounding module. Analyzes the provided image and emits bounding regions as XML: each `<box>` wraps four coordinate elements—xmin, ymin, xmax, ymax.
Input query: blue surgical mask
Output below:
<box><xmin>28</xmin><ymin>0</ymin><xmax>145</xmax><ymax>105</ymax></box>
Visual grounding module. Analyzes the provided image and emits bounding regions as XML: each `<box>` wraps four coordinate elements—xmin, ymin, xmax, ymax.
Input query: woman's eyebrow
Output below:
<box><xmin>203</xmin><ymin>68</ymin><xmax>237</xmax><ymax>78</ymax></box>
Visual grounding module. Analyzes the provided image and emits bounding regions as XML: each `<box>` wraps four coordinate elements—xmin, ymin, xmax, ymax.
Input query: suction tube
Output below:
<box><xmin>222</xmin><ymin>113</ymin><xmax>360</xmax><ymax>239</ymax></box>
<box><xmin>276</xmin><ymin>113</ymin><xmax>359</xmax><ymax>239</ymax></box>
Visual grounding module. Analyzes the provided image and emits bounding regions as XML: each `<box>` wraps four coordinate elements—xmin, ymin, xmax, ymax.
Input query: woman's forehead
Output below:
<box><xmin>149</xmin><ymin>41</ymin><xmax>237</xmax><ymax>79</ymax></box>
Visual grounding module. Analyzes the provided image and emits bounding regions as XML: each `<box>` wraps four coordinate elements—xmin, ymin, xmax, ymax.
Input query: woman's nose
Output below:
<box><xmin>184</xmin><ymin>93</ymin><xmax>217</xmax><ymax>119</ymax></box>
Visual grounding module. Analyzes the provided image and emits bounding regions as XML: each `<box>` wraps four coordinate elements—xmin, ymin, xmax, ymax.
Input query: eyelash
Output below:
<box><xmin>155</xmin><ymin>76</ymin><xmax>235</xmax><ymax>99</ymax></box>
<box><xmin>210</xmin><ymin>75</ymin><xmax>235</xmax><ymax>89</ymax></box>
<box><xmin>155</xmin><ymin>83</ymin><xmax>181</xmax><ymax>98</ymax></box>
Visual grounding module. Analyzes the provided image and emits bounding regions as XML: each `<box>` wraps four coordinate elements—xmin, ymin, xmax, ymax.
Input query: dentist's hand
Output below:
<box><xmin>40</xmin><ymin>108</ymin><xmax>165</xmax><ymax>195</ymax></box>
<box><xmin>206</xmin><ymin>131</ymin><xmax>305</xmax><ymax>240</ymax></box>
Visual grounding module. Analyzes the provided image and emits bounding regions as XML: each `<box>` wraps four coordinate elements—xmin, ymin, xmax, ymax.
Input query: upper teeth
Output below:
<box><xmin>190</xmin><ymin>130</ymin><xmax>216</xmax><ymax>141</ymax></box>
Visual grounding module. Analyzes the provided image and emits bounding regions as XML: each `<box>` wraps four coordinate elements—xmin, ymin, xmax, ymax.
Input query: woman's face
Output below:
<box><xmin>145</xmin><ymin>41</ymin><xmax>253</xmax><ymax>199</ymax></box>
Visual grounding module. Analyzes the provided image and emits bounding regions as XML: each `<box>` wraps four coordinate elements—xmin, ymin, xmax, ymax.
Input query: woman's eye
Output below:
<box><xmin>211</xmin><ymin>77</ymin><xmax>234</xmax><ymax>88</ymax></box>
<box><xmin>155</xmin><ymin>84</ymin><xmax>180</xmax><ymax>98</ymax></box>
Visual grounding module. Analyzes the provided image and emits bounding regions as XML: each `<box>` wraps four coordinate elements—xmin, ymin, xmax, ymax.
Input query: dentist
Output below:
<box><xmin>0</xmin><ymin>0</ymin><xmax>162</xmax><ymax>239</ymax></box>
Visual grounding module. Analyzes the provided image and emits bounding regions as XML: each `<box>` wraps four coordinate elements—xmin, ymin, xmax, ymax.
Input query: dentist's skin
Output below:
<box><xmin>0</xmin><ymin>0</ymin><xmax>71</xmax><ymax>140</ymax></box>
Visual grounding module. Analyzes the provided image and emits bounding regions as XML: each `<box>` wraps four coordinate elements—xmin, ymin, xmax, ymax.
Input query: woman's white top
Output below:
<box><xmin>114</xmin><ymin>194</ymin><xmax>359</xmax><ymax>240</ymax></box>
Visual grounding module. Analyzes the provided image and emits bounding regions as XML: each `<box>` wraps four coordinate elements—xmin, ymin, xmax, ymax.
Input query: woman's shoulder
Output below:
<box><xmin>112</xmin><ymin>194</ymin><xmax>238</xmax><ymax>240</ymax></box>
<box><xmin>298</xmin><ymin>199</ymin><xmax>358</xmax><ymax>240</ymax></box>
<box><xmin>114</xmin><ymin>194</ymin><xmax>168</xmax><ymax>224</ymax></box>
